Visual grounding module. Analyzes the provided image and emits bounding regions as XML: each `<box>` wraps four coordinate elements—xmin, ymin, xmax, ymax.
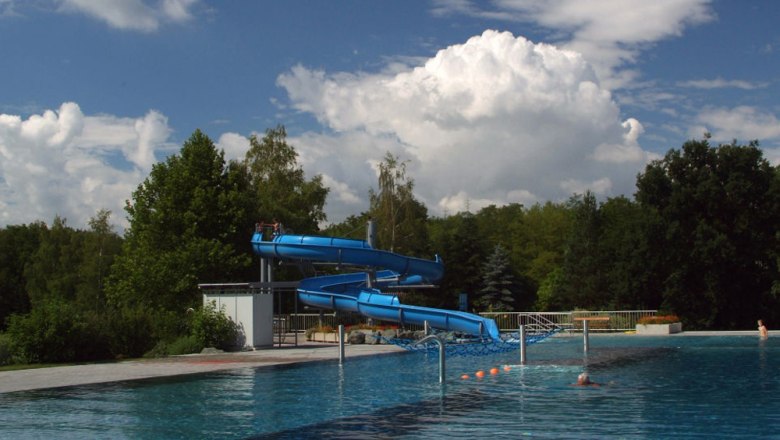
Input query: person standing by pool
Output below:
<box><xmin>758</xmin><ymin>319</ymin><xmax>768</xmax><ymax>338</ymax></box>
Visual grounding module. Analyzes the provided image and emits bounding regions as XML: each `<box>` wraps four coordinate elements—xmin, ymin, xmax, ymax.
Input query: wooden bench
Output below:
<box><xmin>572</xmin><ymin>316</ymin><xmax>610</xmax><ymax>330</ymax></box>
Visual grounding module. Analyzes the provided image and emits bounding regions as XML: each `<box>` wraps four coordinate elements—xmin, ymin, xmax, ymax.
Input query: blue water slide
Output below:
<box><xmin>251</xmin><ymin>233</ymin><xmax>501</xmax><ymax>340</ymax></box>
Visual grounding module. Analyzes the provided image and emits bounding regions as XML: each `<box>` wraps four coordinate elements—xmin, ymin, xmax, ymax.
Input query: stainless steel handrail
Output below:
<box><xmin>414</xmin><ymin>334</ymin><xmax>445</xmax><ymax>383</ymax></box>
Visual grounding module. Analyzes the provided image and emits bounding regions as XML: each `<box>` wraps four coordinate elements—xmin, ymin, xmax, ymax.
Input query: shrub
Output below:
<box><xmin>150</xmin><ymin>308</ymin><xmax>189</xmax><ymax>343</ymax></box>
<box><xmin>190</xmin><ymin>301</ymin><xmax>241</xmax><ymax>351</ymax></box>
<box><xmin>0</xmin><ymin>333</ymin><xmax>13</xmax><ymax>366</ymax></box>
<box><xmin>606</xmin><ymin>314</ymin><xmax>630</xmax><ymax>329</ymax></box>
<box><xmin>107</xmin><ymin>306</ymin><xmax>157</xmax><ymax>359</ymax></box>
<box><xmin>143</xmin><ymin>340</ymin><xmax>170</xmax><ymax>358</ymax></box>
<box><xmin>167</xmin><ymin>335</ymin><xmax>203</xmax><ymax>355</ymax></box>
<box><xmin>638</xmin><ymin>314</ymin><xmax>681</xmax><ymax>325</ymax></box>
<box><xmin>144</xmin><ymin>335</ymin><xmax>203</xmax><ymax>358</ymax></box>
<box><xmin>5</xmin><ymin>299</ymin><xmax>112</xmax><ymax>363</ymax></box>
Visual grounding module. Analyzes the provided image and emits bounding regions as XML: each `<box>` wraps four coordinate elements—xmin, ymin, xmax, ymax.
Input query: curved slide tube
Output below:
<box><xmin>251</xmin><ymin>233</ymin><xmax>501</xmax><ymax>340</ymax></box>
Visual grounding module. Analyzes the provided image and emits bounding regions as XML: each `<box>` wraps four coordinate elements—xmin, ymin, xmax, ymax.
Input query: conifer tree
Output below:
<box><xmin>475</xmin><ymin>244</ymin><xmax>517</xmax><ymax>312</ymax></box>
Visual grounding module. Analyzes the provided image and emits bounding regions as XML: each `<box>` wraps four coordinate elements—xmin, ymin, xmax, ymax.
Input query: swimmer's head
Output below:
<box><xmin>577</xmin><ymin>373</ymin><xmax>591</xmax><ymax>385</ymax></box>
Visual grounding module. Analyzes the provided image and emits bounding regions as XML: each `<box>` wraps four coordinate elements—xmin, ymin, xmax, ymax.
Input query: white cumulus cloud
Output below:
<box><xmin>432</xmin><ymin>0</ymin><xmax>715</xmax><ymax>89</ymax></box>
<box><xmin>692</xmin><ymin>106</ymin><xmax>780</xmax><ymax>141</ymax></box>
<box><xmin>278</xmin><ymin>30</ymin><xmax>656</xmax><ymax>222</ymax></box>
<box><xmin>690</xmin><ymin>106</ymin><xmax>780</xmax><ymax>165</ymax></box>
<box><xmin>0</xmin><ymin>102</ymin><xmax>175</xmax><ymax>229</ymax></box>
<box><xmin>593</xmin><ymin>118</ymin><xmax>659</xmax><ymax>163</ymax></box>
<box><xmin>215</xmin><ymin>132</ymin><xmax>250</xmax><ymax>162</ymax></box>
<box><xmin>58</xmin><ymin>0</ymin><xmax>197</xmax><ymax>32</ymax></box>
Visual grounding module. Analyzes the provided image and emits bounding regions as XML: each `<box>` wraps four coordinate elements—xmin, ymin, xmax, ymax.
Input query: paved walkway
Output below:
<box><xmin>0</xmin><ymin>342</ymin><xmax>405</xmax><ymax>394</ymax></box>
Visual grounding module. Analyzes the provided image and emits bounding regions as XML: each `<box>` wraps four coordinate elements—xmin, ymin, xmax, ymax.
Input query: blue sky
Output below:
<box><xmin>1</xmin><ymin>0</ymin><xmax>778</xmax><ymax>231</ymax></box>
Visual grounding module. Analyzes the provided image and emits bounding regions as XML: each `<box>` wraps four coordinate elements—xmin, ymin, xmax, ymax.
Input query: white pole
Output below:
<box><xmin>519</xmin><ymin>325</ymin><xmax>527</xmax><ymax>365</ymax></box>
<box><xmin>366</xmin><ymin>219</ymin><xmax>377</xmax><ymax>288</ymax></box>
<box><xmin>367</xmin><ymin>219</ymin><xmax>376</xmax><ymax>247</ymax></box>
<box><xmin>583</xmin><ymin>320</ymin><xmax>590</xmax><ymax>353</ymax></box>
<box><xmin>338</xmin><ymin>324</ymin><xmax>345</xmax><ymax>365</ymax></box>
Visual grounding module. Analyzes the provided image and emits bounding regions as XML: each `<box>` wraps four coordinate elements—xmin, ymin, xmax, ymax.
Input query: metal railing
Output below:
<box><xmin>275</xmin><ymin>310</ymin><xmax>658</xmax><ymax>334</ymax></box>
<box><xmin>480</xmin><ymin>310</ymin><xmax>658</xmax><ymax>333</ymax></box>
<box><xmin>274</xmin><ymin>313</ymin><xmax>424</xmax><ymax>333</ymax></box>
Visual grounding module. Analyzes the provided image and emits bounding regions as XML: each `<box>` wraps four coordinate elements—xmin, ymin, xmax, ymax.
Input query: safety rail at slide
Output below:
<box><xmin>251</xmin><ymin>232</ymin><xmax>501</xmax><ymax>340</ymax></box>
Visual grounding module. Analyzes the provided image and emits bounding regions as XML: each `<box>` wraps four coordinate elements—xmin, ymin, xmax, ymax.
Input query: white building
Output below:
<box><xmin>199</xmin><ymin>283</ymin><xmax>274</xmax><ymax>348</ymax></box>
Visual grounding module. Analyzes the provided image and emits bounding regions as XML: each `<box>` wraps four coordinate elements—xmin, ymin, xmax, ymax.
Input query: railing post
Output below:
<box><xmin>437</xmin><ymin>336</ymin><xmax>445</xmax><ymax>383</ymax></box>
<box><xmin>519</xmin><ymin>325</ymin><xmax>527</xmax><ymax>365</ymax></box>
<box><xmin>583</xmin><ymin>319</ymin><xmax>590</xmax><ymax>353</ymax></box>
<box><xmin>338</xmin><ymin>324</ymin><xmax>345</xmax><ymax>365</ymax></box>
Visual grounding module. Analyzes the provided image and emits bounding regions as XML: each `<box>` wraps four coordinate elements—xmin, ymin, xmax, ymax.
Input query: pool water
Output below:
<box><xmin>1</xmin><ymin>335</ymin><xmax>778</xmax><ymax>439</ymax></box>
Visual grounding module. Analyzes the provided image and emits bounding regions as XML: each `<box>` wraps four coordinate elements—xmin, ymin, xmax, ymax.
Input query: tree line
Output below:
<box><xmin>0</xmin><ymin>128</ymin><xmax>777</xmax><ymax>364</ymax></box>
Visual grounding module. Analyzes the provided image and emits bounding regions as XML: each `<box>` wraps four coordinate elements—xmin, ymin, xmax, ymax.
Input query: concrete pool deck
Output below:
<box><xmin>1</xmin><ymin>331</ymin><xmax>772</xmax><ymax>394</ymax></box>
<box><xmin>0</xmin><ymin>341</ymin><xmax>405</xmax><ymax>394</ymax></box>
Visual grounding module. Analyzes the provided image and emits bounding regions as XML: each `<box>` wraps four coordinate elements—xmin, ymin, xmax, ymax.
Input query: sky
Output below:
<box><xmin>1</xmin><ymin>0</ymin><xmax>779</xmax><ymax>232</ymax></box>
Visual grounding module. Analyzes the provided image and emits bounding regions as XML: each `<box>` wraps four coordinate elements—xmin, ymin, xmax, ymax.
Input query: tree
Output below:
<box><xmin>322</xmin><ymin>213</ymin><xmax>372</xmax><ymax>241</ymax></box>
<box><xmin>427</xmin><ymin>213</ymin><xmax>486</xmax><ymax>309</ymax></box>
<box><xmin>368</xmin><ymin>152</ymin><xmax>429</xmax><ymax>257</ymax></box>
<box><xmin>77</xmin><ymin>210</ymin><xmax>123</xmax><ymax>311</ymax></box>
<box><xmin>598</xmin><ymin>197</ymin><xmax>662</xmax><ymax>310</ymax></box>
<box><xmin>517</xmin><ymin>202</ymin><xmax>572</xmax><ymax>290</ymax></box>
<box><xmin>474</xmin><ymin>202</ymin><xmax>568</xmax><ymax>311</ymax></box>
<box><xmin>245</xmin><ymin>125</ymin><xmax>328</xmax><ymax>235</ymax></box>
<box><xmin>635</xmin><ymin>139</ymin><xmax>780</xmax><ymax>329</ymax></box>
<box><xmin>475</xmin><ymin>244</ymin><xmax>518</xmax><ymax>312</ymax></box>
<box><xmin>23</xmin><ymin>216</ymin><xmax>81</xmax><ymax>306</ymax></box>
<box><xmin>107</xmin><ymin>130</ymin><xmax>254</xmax><ymax>316</ymax></box>
<box><xmin>555</xmin><ymin>191</ymin><xmax>606</xmax><ymax>310</ymax></box>
<box><xmin>474</xmin><ymin>204</ymin><xmax>526</xmax><ymax>254</ymax></box>
<box><xmin>0</xmin><ymin>222</ymin><xmax>46</xmax><ymax>329</ymax></box>
<box><xmin>535</xmin><ymin>267</ymin><xmax>564</xmax><ymax>311</ymax></box>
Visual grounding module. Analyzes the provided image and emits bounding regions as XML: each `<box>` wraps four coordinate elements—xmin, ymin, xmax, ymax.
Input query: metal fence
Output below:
<box><xmin>274</xmin><ymin>310</ymin><xmax>657</xmax><ymax>333</ymax></box>
<box><xmin>479</xmin><ymin>310</ymin><xmax>658</xmax><ymax>332</ymax></box>
<box><xmin>274</xmin><ymin>313</ymin><xmax>424</xmax><ymax>333</ymax></box>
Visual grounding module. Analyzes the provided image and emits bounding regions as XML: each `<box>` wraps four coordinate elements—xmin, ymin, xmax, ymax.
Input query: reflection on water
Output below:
<box><xmin>1</xmin><ymin>336</ymin><xmax>779</xmax><ymax>439</ymax></box>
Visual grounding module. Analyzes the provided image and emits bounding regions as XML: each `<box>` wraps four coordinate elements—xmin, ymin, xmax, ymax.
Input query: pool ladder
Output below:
<box><xmin>413</xmin><ymin>334</ymin><xmax>445</xmax><ymax>384</ymax></box>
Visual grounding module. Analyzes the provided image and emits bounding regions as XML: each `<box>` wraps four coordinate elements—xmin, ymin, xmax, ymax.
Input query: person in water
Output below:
<box><xmin>758</xmin><ymin>319</ymin><xmax>768</xmax><ymax>338</ymax></box>
<box><xmin>574</xmin><ymin>372</ymin><xmax>600</xmax><ymax>387</ymax></box>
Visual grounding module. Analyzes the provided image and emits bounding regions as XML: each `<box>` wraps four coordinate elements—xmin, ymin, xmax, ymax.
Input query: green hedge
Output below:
<box><xmin>5</xmin><ymin>299</ymin><xmax>112</xmax><ymax>363</ymax></box>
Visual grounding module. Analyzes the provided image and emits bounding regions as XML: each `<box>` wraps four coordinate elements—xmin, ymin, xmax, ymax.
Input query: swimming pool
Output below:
<box><xmin>1</xmin><ymin>335</ymin><xmax>777</xmax><ymax>439</ymax></box>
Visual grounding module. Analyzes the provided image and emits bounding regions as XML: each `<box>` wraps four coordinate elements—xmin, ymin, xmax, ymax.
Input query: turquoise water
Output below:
<box><xmin>1</xmin><ymin>335</ymin><xmax>778</xmax><ymax>439</ymax></box>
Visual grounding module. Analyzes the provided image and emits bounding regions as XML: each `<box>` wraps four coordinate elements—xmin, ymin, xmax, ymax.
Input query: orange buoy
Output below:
<box><xmin>503</xmin><ymin>365</ymin><xmax>511</xmax><ymax>372</ymax></box>
<box><xmin>475</xmin><ymin>370</ymin><xmax>485</xmax><ymax>378</ymax></box>
<box><xmin>489</xmin><ymin>367</ymin><xmax>499</xmax><ymax>375</ymax></box>
<box><xmin>461</xmin><ymin>374</ymin><xmax>470</xmax><ymax>380</ymax></box>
